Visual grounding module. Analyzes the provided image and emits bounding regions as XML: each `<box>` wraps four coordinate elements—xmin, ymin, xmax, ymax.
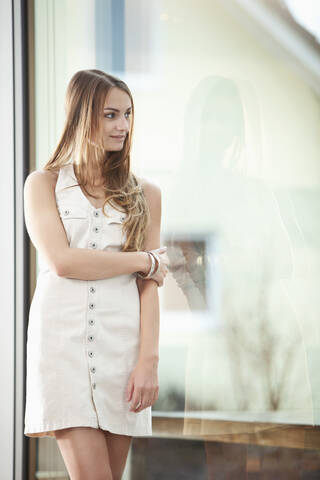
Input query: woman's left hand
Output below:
<box><xmin>126</xmin><ymin>359</ymin><xmax>159</xmax><ymax>413</ymax></box>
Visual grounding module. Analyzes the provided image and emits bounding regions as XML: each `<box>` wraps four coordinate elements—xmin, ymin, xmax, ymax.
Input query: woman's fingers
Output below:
<box><xmin>130</xmin><ymin>386</ymin><xmax>159</xmax><ymax>412</ymax></box>
<box><xmin>134</xmin><ymin>389</ymin><xmax>156</xmax><ymax>413</ymax></box>
<box><xmin>130</xmin><ymin>387</ymin><xmax>142</xmax><ymax>412</ymax></box>
<box><xmin>134</xmin><ymin>396</ymin><xmax>147</xmax><ymax>413</ymax></box>
<box><xmin>154</xmin><ymin>275</ymin><xmax>163</xmax><ymax>287</ymax></box>
<box><xmin>151</xmin><ymin>386</ymin><xmax>159</xmax><ymax>406</ymax></box>
<box><xmin>148</xmin><ymin>252</ymin><xmax>169</xmax><ymax>286</ymax></box>
<box><xmin>126</xmin><ymin>375</ymin><xmax>134</xmax><ymax>402</ymax></box>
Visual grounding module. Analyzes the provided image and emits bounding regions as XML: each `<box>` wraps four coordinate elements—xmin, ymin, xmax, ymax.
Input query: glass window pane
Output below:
<box><xmin>29</xmin><ymin>0</ymin><xmax>320</xmax><ymax>477</ymax></box>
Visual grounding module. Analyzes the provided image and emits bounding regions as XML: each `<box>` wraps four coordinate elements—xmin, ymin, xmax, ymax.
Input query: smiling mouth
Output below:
<box><xmin>110</xmin><ymin>135</ymin><xmax>125</xmax><ymax>139</ymax></box>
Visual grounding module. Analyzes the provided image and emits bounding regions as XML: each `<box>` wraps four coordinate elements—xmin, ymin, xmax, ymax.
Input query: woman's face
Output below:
<box><xmin>101</xmin><ymin>87</ymin><xmax>132</xmax><ymax>151</ymax></box>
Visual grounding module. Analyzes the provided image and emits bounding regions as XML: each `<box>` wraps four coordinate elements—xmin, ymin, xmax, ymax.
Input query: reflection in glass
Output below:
<box><xmin>31</xmin><ymin>0</ymin><xmax>320</xmax><ymax>476</ymax></box>
<box><xmin>165</xmin><ymin>75</ymin><xmax>315</xmax><ymax>439</ymax></box>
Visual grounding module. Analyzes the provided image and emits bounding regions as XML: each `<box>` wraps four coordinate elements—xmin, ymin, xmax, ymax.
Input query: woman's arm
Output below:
<box><xmin>126</xmin><ymin>179</ymin><xmax>163</xmax><ymax>413</ymax></box>
<box><xmin>136</xmin><ymin>180</ymin><xmax>162</xmax><ymax>364</ymax></box>
<box><xmin>24</xmin><ymin>170</ymin><xmax>149</xmax><ymax>280</ymax></box>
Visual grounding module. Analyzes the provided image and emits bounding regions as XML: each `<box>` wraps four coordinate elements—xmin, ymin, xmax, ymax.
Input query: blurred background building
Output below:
<box><xmin>2</xmin><ymin>0</ymin><xmax>320</xmax><ymax>478</ymax></box>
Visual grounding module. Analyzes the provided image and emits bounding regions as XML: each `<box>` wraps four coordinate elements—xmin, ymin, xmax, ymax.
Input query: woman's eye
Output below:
<box><xmin>104</xmin><ymin>112</ymin><xmax>131</xmax><ymax>119</ymax></box>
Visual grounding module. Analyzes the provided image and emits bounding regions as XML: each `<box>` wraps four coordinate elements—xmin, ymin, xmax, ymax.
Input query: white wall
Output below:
<box><xmin>0</xmin><ymin>1</ymin><xmax>15</xmax><ymax>478</ymax></box>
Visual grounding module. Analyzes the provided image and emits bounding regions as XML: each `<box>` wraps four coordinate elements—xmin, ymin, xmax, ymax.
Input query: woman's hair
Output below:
<box><xmin>43</xmin><ymin>69</ymin><xmax>150</xmax><ymax>252</ymax></box>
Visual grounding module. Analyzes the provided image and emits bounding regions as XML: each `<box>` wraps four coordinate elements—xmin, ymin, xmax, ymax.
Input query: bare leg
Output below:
<box><xmin>55</xmin><ymin>426</ymin><xmax>113</xmax><ymax>480</ymax></box>
<box><xmin>104</xmin><ymin>431</ymin><xmax>133</xmax><ymax>480</ymax></box>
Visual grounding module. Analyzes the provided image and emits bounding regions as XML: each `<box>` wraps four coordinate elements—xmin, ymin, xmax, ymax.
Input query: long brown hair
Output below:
<box><xmin>44</xmin><ymin>69</ymin><xmax>150</xmax><ymax>252</ymax></box>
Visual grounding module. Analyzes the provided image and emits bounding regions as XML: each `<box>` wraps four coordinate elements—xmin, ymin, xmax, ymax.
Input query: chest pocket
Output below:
<box><xmin>57</xmin><ymin>203</ymin><xmax>88</xmax><ymax>245</ymax></box>
<box><xmin>102</xmin><ymin>211</ymin><xmax>127</xmax><ymax>249</ymax></box>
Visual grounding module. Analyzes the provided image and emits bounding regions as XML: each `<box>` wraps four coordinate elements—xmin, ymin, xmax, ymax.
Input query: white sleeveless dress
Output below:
<box><xmin>24</xmin><ymin>162</ymin><xmax>152</xmax><ymax>438</ymax></box>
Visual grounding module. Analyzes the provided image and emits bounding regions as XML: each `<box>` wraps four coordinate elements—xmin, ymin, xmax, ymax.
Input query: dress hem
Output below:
<box><xmin>24</xmin><ymin>417</ymin><xmax>152</xmax><ymax>438</ymax></box>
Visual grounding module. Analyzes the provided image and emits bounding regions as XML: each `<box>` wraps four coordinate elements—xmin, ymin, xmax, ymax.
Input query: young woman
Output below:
<box><xmin>23</xmin><ymin>69</ymin><xmax>169</xmax><ymax>479</ymax></box>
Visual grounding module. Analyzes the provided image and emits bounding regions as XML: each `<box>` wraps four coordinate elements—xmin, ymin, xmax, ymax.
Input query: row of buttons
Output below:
<box><xmin>86</xmin><ymin>208</ymin><xmax>126</xmax><ymax>390</ymax></box>
<box><xmin>87</xmin><ymin>209</ymin><xmax>101</xmax><ymax>391</ymax></box>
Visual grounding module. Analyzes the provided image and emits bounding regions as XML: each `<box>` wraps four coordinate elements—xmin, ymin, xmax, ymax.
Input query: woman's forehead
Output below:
<box><xmin>104</xmin><ymin>88</ymin><xmax>131</xmax><ymax>109</ymax></box>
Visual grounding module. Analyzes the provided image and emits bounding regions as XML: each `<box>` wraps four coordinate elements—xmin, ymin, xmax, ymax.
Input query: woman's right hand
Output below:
<box><xmin>142</xmin><ymin>246</ymin><xmax>169</xmax><ymax>287</ymax></box>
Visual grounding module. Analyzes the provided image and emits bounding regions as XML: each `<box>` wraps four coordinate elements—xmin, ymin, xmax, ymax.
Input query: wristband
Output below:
<box><xmin>148</xmin><ymin>251</ymin><xmax>160</xmax><ymax>276</ymax></box>
<box><xmin>137</xmin><ymin>252</ymin><xmax>156</xmax><ymax>279</ymax></box>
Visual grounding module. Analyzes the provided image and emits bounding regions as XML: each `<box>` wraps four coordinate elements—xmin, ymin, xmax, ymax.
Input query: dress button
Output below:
<box><xmin>89</xmin><ymin>302</ymin><xmax>95</xmax><ymax>310</ymax></box>
<box><xmin>93</xmin><ymin>226</ymin><xmax>99</xmax><ymax>233</ymax></box>
<box><xmin>88</xmin><ymin>351</ymin><xmax>94</xmax><ymax>358</ymax></box>
<box><xmin>90</xmin><ymin>367</ymin><xmax>96</xmax><ymax>373</ymax></box>
<box><xmin>64</xmin><ymin>209</ymin><xmax>70</xmax><ymax>215</ymax></box>
<box><xmin>90</xmin><ymin>242</ymin><xmax>97</xmax><ymax>249</ymax></box>
<box><xmin>88</xmin><ymin>319</ymin><xmax>94</xmax><ymax>326</ymax></box>
<box><xmin>89</xmin><ymin>286</ymin><xmax>96</xmax><ymax>293</ymax></box>
<box><xmin>88</xmin><ymin>335</ymin><xmax>94</xmax><ymax>342</ymax></box>
<box><xmin>94</xmin><ymin>211</ymin><xmax>99</xmax><ymax>217</ymax></box>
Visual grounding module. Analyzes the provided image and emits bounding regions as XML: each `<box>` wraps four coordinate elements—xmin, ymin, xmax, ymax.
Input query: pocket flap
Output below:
<box><xmin>57</xmin><ymin>204</ymin><xmax>88</xmax><ymax>219</ymax></box>
<box><xmin>105</xmin><ymin>211</ymin><xmax>127</xmax><ymax>224</ymax></box>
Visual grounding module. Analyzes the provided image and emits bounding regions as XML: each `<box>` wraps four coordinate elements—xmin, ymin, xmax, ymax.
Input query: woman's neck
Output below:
<box><xmin>74</xmin><ymin>163</ymin><xmax>105</xmax><ymax>187</ymax></box>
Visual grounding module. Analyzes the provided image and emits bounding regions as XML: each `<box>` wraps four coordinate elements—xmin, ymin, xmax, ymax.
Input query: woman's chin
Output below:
<box><xmin>104</xmin><ymin>145</ymin><xmax>124</xmax><ymax>151</ymax></box>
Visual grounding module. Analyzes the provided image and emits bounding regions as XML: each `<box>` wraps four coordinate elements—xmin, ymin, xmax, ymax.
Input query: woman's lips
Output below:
<box><xmin>110</xmin><ymin>135</ymin><xmax>125</xmax><ymax>140</ymax></box>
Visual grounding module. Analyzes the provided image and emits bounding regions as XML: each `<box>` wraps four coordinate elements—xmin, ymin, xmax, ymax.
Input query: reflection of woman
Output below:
<box><xmin>167</xmin><ymin>75</ymin><xmax>298</xmax><ymax>435</ymax></box>
<box><xmin>168</xmin><ymin>240</ymin><xmax>207</xmax><ymax>311</ymax></box>
<box><xmin>23</xmin><ymin>69</ymin><xmax>169</xmax><ymax>477</ymax></box>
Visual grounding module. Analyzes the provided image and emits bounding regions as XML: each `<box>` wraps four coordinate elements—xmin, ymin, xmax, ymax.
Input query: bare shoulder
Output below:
<box><xmin>24</xmin><ymin>168</ymin><xmax>59</xmax><ymax>192</ymax></box>
<box><xmin>137</xmin><ymin>175</ymin><xmax>162</xmax><ymax>208</ymax></box>
<box><xmin>24</xmin><ymin>168</ymin><xmax>60</xmax><ymax>211</ymax></box>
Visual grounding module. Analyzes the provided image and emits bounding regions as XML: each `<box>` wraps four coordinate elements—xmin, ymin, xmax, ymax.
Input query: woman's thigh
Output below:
<box><xmin>104</xmin><ymin>431</ymin><xmax>133</xmax><ymax>480</ymax></box>
<box><xmin>55</xmin><ymin>426</ymin><xmax>113</xmax><ymax>480</ymax></box>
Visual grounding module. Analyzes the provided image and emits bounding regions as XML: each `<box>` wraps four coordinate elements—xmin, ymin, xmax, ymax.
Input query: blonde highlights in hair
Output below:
<box><xmin>44</xmin><ymin>69</ymin><xmax>150</xmax><ymax>252</ymax></box>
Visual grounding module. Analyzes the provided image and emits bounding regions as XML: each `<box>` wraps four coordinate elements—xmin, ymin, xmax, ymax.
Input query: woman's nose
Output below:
<box><xmin>116</xmin><ymin>116</ymin><xmax>128</xmax><ymax>131</ymax></box>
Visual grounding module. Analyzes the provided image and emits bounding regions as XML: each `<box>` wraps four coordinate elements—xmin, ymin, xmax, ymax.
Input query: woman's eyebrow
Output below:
<box><xmin>103</xmin><ymin>107</ymin><xmax>132</xmax><ymax>112</ymax></box>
